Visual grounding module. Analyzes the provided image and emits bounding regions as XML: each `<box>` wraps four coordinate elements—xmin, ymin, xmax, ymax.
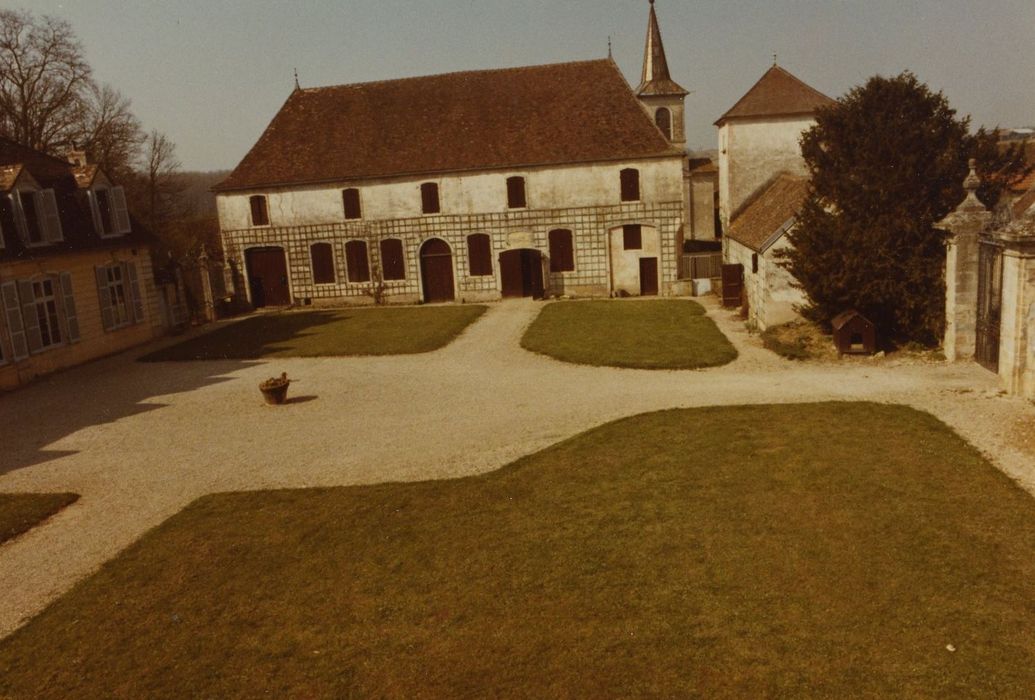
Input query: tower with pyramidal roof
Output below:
<box><xmin>635</xmin><ymin>0</ymin><xmax>688</xmax><ymax>147</ymax></box>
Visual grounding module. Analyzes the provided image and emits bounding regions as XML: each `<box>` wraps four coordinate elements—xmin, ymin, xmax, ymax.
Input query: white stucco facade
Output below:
<box><xmin>718</xmin><ymin>116</ymin><xmax>815</xmax><ymax>228</ymax></box>
<box><xmin>723</xmin><ymin>234</ymin><xmax>805</xmax><ymax>331</ymax></box>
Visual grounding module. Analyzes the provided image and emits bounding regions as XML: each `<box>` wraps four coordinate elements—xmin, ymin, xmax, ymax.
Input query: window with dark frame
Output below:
<box><xmin>310</xmin><ymin>243</ymin><xmax>336</xmax><ymax>284</ymax></box>
<box><xmin>95</xmin><ymin>189</ymin><xmax>114</xmax><ymax>234</ymax></box>
<box><xmin>249</xmin><ymin>195</ymin><xmax>269</xmax><ymax>226</ymax></box>
<box><xmin>655</xmin><ymin>108</ymin><xmax>672</xmax><ymax>140</ymax></box>
<box><xmin>620</xmin><ymin>168</ymin><xmax>640</xmax><ymax>202</ymax></box>
<box><xmin>623</xmin><ymin>224</ymin><xmax>642</xmax><ymax>250</ymax></box>
<box><xmin>420</xmin><ymin>183</ymin><xmax>440</xmax><ymax>214</ymax></box>
<box><xmin>380</xmin><ymin>238</ymin><xmax>405</xmax><ymax>281</ymax></box>
<box><xmin>32</xmin><ymin>278</ymin><xmax>63</xmax><ymax>347</ymax></box>
<box><xmin>18</xmin><ymin>192</ymin><xmax>44</xmax><ymax>244</ymax></box>
<box><xmin>345</xmin><ymin>240</ymin><xmax>371</xmax><ymax>282</ymax></box>
<box><xmin>467</xmin><ymin>234</ymin><xmax>493</xmax><ymax>276</ymax></box>
<box><xmin>549</xmin><ymin>229</ymin><xmax>574</xmax><ymax>272</ymax></box>
<box><xmin>506</xmin><ymin>176</ymin><xmax>526</xmax><ymax>209</ymax></box>
<box><xmin>342</xmin><ymin>188</ymin><xmax>362</xmax><ymax>220</ymax></box>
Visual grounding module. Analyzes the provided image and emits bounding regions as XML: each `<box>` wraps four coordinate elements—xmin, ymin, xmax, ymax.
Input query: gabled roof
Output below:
<box><xmin>715</xmin><ymin>65</ymin><xmax>834</xmax><ymax>126</ymax></box>
<box><xmin>636</xmin><ymin>1</ymin><xmax>688</xmax><ymax>97</ymax></box>
<box><xmin>1013</xmin><ymin>188</ymin><xmax>1035</xmax><ymax>219</ymax></box>
<box><xmin>0</xmin><ymin>163</ymin><xmax>23</xmax><ymax>190</ymax></box>
<box><xmin>726</xmin><ymin>173</ymin><xmax>810</xmax><ymax>253</ymax></box>
<box><xmin>216</xmin><ymin>59</ymin><xmax>682</xmax><ymax>193</ymax></box>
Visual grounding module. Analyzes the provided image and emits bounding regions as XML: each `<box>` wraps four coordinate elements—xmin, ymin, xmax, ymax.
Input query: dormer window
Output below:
<box><xmin>11</xmin><ymin>189</ymin><xmax>62</xmax><ymax>245</ymax></box>
<box><xmin>89</xmin><ymin>186</ymin><xmax>131</xmax><ymax>237</ymax></box>
<box><xmin>249</xmin><ymin>194</ymin><xmax>269</xmax><ymax>227</ymax></box>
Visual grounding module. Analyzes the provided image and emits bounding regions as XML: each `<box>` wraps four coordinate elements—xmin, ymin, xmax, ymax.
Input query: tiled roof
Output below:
<box><xmin>216</xmin><ymin>59</ymin><xmax>681</xmax><ymax>192</ymax></box>
<box><xmin>1013</xmin><ymin>188</ymin><xmax>1035</xmax><ymax>218</ymax></box>
<box><xmin>716</xmin><ymin>65</ymin><xmax>835</xmax><ymax>125</ymax></box>
<box><xmin>0</xmin><ymin>137</ymin><xmax>151</xmax><ymax>260</ymax></box>
<box><xmin>635</xmin><ymin>2</ymin><xmax>687</xmax><ymax>97</ymax></box>
<box><xmin>726</xmin><ymin>173</ymin><xmax>810</xmax><ymax>252</ymax></box>
<box><xmin>688</xmin><ymin>157</ymin><xmax>717</xmax><ymax>175</ymax></box>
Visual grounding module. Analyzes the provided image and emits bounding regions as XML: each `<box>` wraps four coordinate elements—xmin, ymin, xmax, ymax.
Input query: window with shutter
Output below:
<box><xmin>95</xmin><ymin>189</ymin><xmax>115</xmax><ymax>235</ymax></box>
<box><xmin>39</xmin><ymin>190</ymin><xmax>63</xmax><ymax>242</ymax></box>
<box><xmin>420</xmin><ymin>183</ymin><xmax>440</xmax><ymax>214</ymax></box>
<box><xmin>14</xmin><ymin>191</ymin><xmax>46</xmax><ymax>245</ymax></box>
<box><xmin>249</xmin><ymin>195</ymin><xmax>270</xmax><ymax>226</ymax></box>
<box><xmin>549</xmin><ymin>229</ymin><xmax>575</xmax><ymax>272</ymax></box>
<box><xmin>620</xmin><ymin>168</ymin><xmax>640</xmax><ymax>202</ymax></box>
<box><xmin>1</xmin><ymin>281</ymin><xmax>29</xmax><ymax>361</ymax></box>
<box><xmin>18</xmin><ymin>280</ymin><xmax>44</xmax><ymax>352</ymax></box>
<box><xmin>95</xmin><ymin>266</ymin><xmax>116</xmax><ymax>331</ymax></box>
<box><xmin>9</xmin><ymin>193</ymin><xmax>29</xmax><ymax>243</ymax></box>
<box><xmin>467</xmin><ymin>234</ymin><xmax>493</xmax><ymax>276</ymax></box>
<box><xmin>345</xmin><ymin>240</ymin><xmax>371</xmax><ymax>282</ymax></box>
<box><xmin>342</xmin><ymin>189</ymin><xmax>362</xmax><ymax>220</ymax></box>
<box><xmin>96</xmin><ymin>264</ymin><xmax>132</xmax><ymax>330</ymax></box>
<box><xmin>655</xmin><ymin>108</ymin><xmax>672</xmax><ymax>140</ymax></box>
<box><xmin>111</xmin><ymin>186</ymin><xmax>131</xmax><ymax>234</ymax></box>
<box><xmin>59</xmin><ymin>272</ymin><xmax>80</xmax><ymax>342</ymax></box>
<box><xmin>379</xmin><ymin>238</ymin><xmax>405</xmax><ymax>281</ymax></box>
<box><xmin>126</xmin><ymin>263</ymin><xmax>145</xmax><ymax>322</ymax></box>
<box><xmin>506</xmin><ymin>177</ymin><xmax>526</xmax><ymax>209</ymax></box>
<box><xmin>623</xmin><ymin>224</ymin><xmax>642</xmax><ymax>250</ymax></box>
<box><xmin>310</xmin><ymin>243</ymin><xmax>336</xmax><ymax>284</ymax></box>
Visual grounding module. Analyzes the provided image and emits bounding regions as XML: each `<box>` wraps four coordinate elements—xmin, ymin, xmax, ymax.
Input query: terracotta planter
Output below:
<box><xmin>259</xmin><ymin>373</ymin><xmax>290</xmax><ymax>405</ymax></box>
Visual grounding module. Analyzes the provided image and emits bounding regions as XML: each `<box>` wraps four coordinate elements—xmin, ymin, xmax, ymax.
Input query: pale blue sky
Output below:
<box><xmin>28</xmin><ymin>0</ymin><xmax>1035</xmax><ymax>171</ymax></box>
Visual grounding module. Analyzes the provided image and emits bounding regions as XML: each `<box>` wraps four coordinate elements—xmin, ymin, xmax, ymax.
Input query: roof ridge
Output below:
<box><xmin>715</xmin><ymin>64</ymin><xmax>834</xmax><ymax>125</ymax></box>
<box><xmin>300</xmin><ymin>58</ymin><xmax>613</xmax><ymax>94</ymax></box>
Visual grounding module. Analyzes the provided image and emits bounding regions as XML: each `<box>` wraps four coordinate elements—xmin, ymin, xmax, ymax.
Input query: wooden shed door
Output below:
<box><xmin>245</xmin><ymin>247</ymin><xmax>290</xmax><ymax>307</ymax></box>
<box><xmin>420</xmin><ymin>238</ymin><xmax>455</xmax><ymax>303</ymax></box>
<box><xmin>500</xmin><ymin>249</ymin><xmax>544</xmax><ymax>298</ymax></box>
<box><xmin>721</xmin><ymin>263</ymin><xmax>744</xmax><ymax>308</ymax></box>
<box><xmin>639</xmin><ymin>257</ymin><xmax>659</xmax><ymax>296</ymax></box>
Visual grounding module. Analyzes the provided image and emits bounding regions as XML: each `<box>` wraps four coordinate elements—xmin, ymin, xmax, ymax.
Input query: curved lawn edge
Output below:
<box><xmin>139</xmin><ymin>305</ymin><xmax>488</xmax><ymax>361</ymax></box>
<box><xmin>6</xmin><ymin>403</ymin><xmax>1035</xmax><ymax>697</ymax></box>
<box><xmin>520</xmin><ymin>298</ymin><xmax>738</xmax><ymax>369</ymax></box>
<box><xmin>0</xmin><ymin>493</ymin><xmax>79</xmax><ymax>545</ymax></box>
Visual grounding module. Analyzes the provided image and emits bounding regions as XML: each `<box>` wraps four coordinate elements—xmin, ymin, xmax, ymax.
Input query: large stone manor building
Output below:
<box><xmin>215</xmin><ymin>3</ymin><xmax>714</xmax><ymax>307</ymax></box>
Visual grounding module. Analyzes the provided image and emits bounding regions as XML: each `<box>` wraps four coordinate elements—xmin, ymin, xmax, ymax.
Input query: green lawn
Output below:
<box><xmin>0</xmin><ymin>493</ymin><xmax>79</xmax><ymax>545</ymax></box>
<box><xmin>4</xmin><ymin>403</ymin><xmax>1035</xmax><ymax>697</ymax></box>
<box><xmin>521</xmin><ymin>299</ymin><xmax>737</xmax><ymax>369</ymax></box>
<box><xmin>140</xmin><ymin>306</ymin><xmax>487</xmax><ymax>360</ymax></box>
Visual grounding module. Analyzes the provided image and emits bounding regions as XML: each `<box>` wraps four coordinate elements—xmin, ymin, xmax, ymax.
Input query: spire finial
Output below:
<box><xmin>293</xmin><ymin>68</ymin><xmax>300</xmax><ymax>91</ymax></box>
<box><xmin>773</xmin><ymin>53</ymin><xmax>778</xmax><ymax>66</ymax></box>
<box><xmin>608</xmin><ymin>35</ymin><xmax>612</xmax><ymax>59</ymax></box>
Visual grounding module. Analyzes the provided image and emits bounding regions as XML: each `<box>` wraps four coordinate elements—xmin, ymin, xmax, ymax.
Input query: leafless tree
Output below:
<box><xmin>80</xmin><ymin>83</ymin><xmax>143</xmax><ymax>182</ymax></box>
<box><xmin>141</xmin><ymin>129</ymin><xmax>182</xmax><ymax>229</ymax></box>
<box><xmin>0</xmin><ymin>9</ymin><xmax>92</xmax><ymax>152</ymax></box>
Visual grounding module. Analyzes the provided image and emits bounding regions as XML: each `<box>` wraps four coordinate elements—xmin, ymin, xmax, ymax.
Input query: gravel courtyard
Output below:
<box><xmin>1</xmin><ymin>297</ymin><xmax>1033</xmax><ymax>637</ymax></box>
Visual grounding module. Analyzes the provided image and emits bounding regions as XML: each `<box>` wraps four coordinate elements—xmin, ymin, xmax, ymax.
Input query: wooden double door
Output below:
<box><xmin>420</xmin><ymin>238</ymin><xmax>455</xmax><ymax>303</ymax></box>
<box><xmin>246</xmin><ymin>247</ymin><xmax>291</xmax><ymax>307</ymax></box>
<box><xmin>499</xmin><ymin>249</ymin><xmax>544</xmax><ymax>298</ymax></box>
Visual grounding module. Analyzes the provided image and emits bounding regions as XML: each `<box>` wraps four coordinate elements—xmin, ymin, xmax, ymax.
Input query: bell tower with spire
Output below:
<box><xmin>635</xmin><ymin>0</ymin><xmax>688</xmax><ymax>147</ymax></box>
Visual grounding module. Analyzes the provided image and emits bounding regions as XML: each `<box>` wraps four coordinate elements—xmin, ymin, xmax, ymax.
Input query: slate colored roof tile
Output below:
<box><xmin>216</xmin><ymin>59</ymin><xmax>681</xmax><ymax>192</ymax></box>
<box><xmin>726</xmin><ymin>173</ymin><xmax>810</xmax><ymax>252</ymax></box>
<box><xmin>716</xmin><ymin>65</ymin><xmax>834</xmax><ymax>125</ymax></box>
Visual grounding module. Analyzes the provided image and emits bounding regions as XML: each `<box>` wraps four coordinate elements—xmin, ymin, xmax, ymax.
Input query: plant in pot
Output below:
<box><xmin>259</xmin><ymin>372</ymin><xmax>291</xmax><ymax>405</ymax></box>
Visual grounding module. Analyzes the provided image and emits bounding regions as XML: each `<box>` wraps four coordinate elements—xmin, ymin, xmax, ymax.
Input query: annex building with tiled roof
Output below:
<box><xmin>216</xmin><ymin>2</ymin><xmax>709</xmax><ymax>308</ymax></box>
<box><xmin>0</xmin><ymin>138</ymin><xmax>163</xmax><ymax>389</ymax></box>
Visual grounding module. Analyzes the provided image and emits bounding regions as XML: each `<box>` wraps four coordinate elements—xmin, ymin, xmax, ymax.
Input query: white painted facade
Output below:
<box><xmin>723</xmin><ymin>234</ymin><xmax>805</xmax><ymax>331</ymax></box>
<box><xmin>718</xmin><ymin>116</ymin><xmax>814</xmax><ymax>228</ymax></box>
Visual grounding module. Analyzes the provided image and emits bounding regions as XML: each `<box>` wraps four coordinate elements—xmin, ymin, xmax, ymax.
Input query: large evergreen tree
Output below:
<box><xmin>782</xmin><ymin>72</ymin><xmax>1028</xmax><ymax>346</ymax></box>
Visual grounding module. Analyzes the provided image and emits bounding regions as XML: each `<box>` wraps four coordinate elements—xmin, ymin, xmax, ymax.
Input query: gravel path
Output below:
<box><xmin>1</xmin><ymin>297</ymin><xmax>1033</xmax><ymax>637</ymax></box>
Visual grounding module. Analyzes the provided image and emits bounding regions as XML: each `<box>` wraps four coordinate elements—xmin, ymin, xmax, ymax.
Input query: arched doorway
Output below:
<box><xmin>420</xmin><ymin>238</ymin><xmax>455</xmax><ymax>303</ymax></box>
<box><xmin>245</xmin><ymin>246</ymin><xmax>290</xmax><ymax>307</ymax></box>
<box><xmin>499</xmin><ymin>248</ymin><xmax>544</xmax><ymax>298</ymax></box>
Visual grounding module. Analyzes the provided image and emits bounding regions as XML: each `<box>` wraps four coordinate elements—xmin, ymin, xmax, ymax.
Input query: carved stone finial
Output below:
<box><xmin>963</xmin><ymin>158</ymin><xmax>980</xmax><ymax>193</ymax></box>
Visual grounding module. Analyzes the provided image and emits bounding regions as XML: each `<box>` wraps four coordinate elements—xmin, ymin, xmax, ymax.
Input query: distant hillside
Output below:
<box><xmin>177</xmin><ymin>170</ymin><xmax>230</xmax><ymax>218</ymax></box>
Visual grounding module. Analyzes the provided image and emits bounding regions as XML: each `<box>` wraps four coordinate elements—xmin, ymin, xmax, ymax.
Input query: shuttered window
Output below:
<box><xmin>420</xmin><ymin>183</ymin><xmax>440</xmax><ymax>214</ymax></box>
<box><xmin>90</xmin><ymin>187</ymin><xmax>131</xmax><ymax>236</ymax></box>
<box><xmin>250</xmin><ymin>195</ymin><xmax>270</xmax><ymax>226</ymax></box>
<box><xmin>111</xmin><ymin>186</ymin><xmax>131</xmax><ymax>233</ymax></box>
<box><xmin>29</xmin><ymin>278</ymin><xmax>63</xmax><ymax>348</ymax></box>
<box><xmin>620</xmin><ymin>168</ymin><xmax>640</xmax><ymax>202</ymax></box>
<box><xmin>467</xmin><ymin>234</ymin><xmax>492</xmax><ymax>276</ymax></box>
<box><xmin>12</xmin><ymin>191</ymin><xmax>52</xmax><ymax>245</ymax></box>
<box><xmin>96</xmin><ymin>262</ymin><xmax>145</xmax><ymax>331</ymax></box>
<box><xmin>1</xmin><ymin>282</ymin><xmax>28</xmax><ymax>360</ymax></box>
<box><xmin>342</xmin><ymin>188</ymin><xmax>362</xmax><ymax>220</ymax></box>
<box><xmin>345</xmin><ymin>240</ymin><xmax>371</xmax><ymax>283</ymax></box>
<box><xmin>549</xmin><ymin>229</ymin><xmax>575</xmax><ymax>272</ymax></box>
<box><xmin>380</xmin><ymin>238</ymin><xmax>405</xmax><ymax>281</ymax></box>
<box><xmin>58</xmin><ymin>272</ymin><xmax>80</xmax><ymax>342</ymax></box>
<box><xmin>95</xmin><ymin>189</ymin><xmax>115</xmax><ymax>234</ymax></box>
<box><xmin>310</xmin><ymin>243</ymin><xmax>336</xmax><ymax>284</ymax></box>
<box><xmin>506</xmin><ymin>176</ymin><xmax>526</xmax><ymax>209</ymax></box>
<box><xmin>623</xmin><ymin>224</ymin><xmax>642</xmax><ymax>250</ymax></box>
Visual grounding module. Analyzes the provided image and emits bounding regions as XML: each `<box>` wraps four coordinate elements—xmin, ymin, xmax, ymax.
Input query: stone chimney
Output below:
<box><xmin>66</xmin><ymin>148</ymin><xmax>88</xmax><ymax>168</ymax></box>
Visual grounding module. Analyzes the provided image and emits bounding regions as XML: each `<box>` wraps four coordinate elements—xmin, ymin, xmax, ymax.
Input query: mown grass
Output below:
<box><xmin>140</xmin><ymin>306</ymin><xmax>486</xmax><ymax>360</ymax></box>
<box><xmin>3</xmin><ymin>403</ymin><xmax>1035</xmax><ymax>698</ymax></box>
<box><xmin>521</xmin><ymin>299</ymin><xmax>737</xmax><ymax>369</ymax></box>
<box><xmin>0</xmin><ymin>493</ymin><xmax>79</xmax><ymax>545</ymax></box>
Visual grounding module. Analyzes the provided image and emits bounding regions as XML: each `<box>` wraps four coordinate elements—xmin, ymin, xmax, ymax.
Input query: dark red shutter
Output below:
<box><xmin>506</xmin><ymin>177</ymin><xmax>526</xmax><ymax>209</ymax></box>
<box><xmin>342</xmin><ymin>189</ymin><xmax>362</xmax><ymax>219</ymax></box>
<box><xmin>623</xmin><ymin>224</ymin><xmax>642</xmax><ymax>250</ymax></box>
<box><xmin>467</xmin><ymin>234</ymin><xmax>492</xmax><ymax>275</ymax></box>
<box><xmin>310</xmin><ymin>243</ymin><xmax>336</xmax><ymax>283</ymax></box>
<box><xmin>620</xmin><ymin>169</ymin><xmax>640</xmax><ymax>202</ymax></box>
<box><xmin>380</xmin><ymin>238</ymin><xmax>405</xmax><ymax>280</ymax></box>
<box><xmin>249</xmin><ymin>195</ymin><xmax>269</xmax><ymax>226</ymax></box>
<box><xmin>421</xmin><ymin>183</ymin><xmax>440</xmax><ymax>214</ymax></box>
<box><xmin>549</xmin><ymin>229</ymin><xmax>574</xmax><ymax>272</ymax></box>
<box><xmin>345</xmin><ymin>240</ymin><xmax>370</xmax><ymax>282</ymax></box>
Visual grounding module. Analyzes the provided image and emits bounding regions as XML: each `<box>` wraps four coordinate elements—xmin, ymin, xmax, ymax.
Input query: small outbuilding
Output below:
<box><xmin>832</xmin><ymin>310</ymin><xmax>877</xmax><ymax>356</ymax></box>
